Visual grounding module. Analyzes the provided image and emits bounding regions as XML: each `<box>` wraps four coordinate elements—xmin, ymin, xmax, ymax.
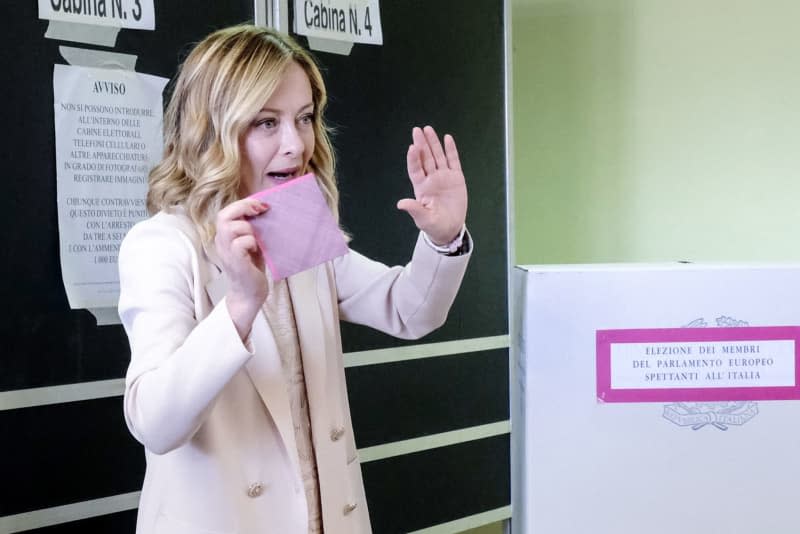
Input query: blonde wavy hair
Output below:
<box><xmin>147</xmin><ymin>24</ymin><xmax>338</xmax><ymax>241</ymax></box>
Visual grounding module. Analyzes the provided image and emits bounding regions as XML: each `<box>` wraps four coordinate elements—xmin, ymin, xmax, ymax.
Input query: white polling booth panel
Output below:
<box><xmin>511</xmin><ymin>263</ymin><xmax>800</xmax><ymax>534</ymax></box>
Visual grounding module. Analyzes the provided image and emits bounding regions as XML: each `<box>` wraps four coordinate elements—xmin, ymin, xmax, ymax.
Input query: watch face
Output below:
<box><xmin>447</xmin><ymin>231</ymin><xmax>470</xmax><ymax>256</ymax></box>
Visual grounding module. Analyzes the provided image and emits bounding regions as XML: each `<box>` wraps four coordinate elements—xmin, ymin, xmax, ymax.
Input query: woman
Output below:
<box><xmin>118</xmin><ymin>24</ymin><xmax>470</xmax><ymax>534</ymax></box>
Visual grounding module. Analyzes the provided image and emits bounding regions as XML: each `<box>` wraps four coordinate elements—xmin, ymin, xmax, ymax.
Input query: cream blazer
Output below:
<box><xmin>118</xmin><ymin>210</ymin><xmax>471</xmax><ymax>534</ymax></box>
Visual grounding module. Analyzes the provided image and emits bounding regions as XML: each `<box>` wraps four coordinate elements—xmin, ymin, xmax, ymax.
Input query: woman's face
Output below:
<box><xmin>239</xmin><ymin>61</ymin><xmax>316</xmax><ymax>197</ymax></box>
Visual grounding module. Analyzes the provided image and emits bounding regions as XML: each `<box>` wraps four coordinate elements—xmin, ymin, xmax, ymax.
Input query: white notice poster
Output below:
<box><xmin>53</xmin><ymin>64</ymin><xmax>167</xmax><ymax>310</ymax></box>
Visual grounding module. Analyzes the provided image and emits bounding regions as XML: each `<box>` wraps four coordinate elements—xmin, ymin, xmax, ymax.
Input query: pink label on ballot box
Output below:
<box><xmin>248</xmin><ymin>174</ymin><xmax>349</xmax><ymax>280</ymax></box>
<box><xmin>596</xmin><ymin>326</ymin><xmax>800</xmax><ymax>402</ymax></box>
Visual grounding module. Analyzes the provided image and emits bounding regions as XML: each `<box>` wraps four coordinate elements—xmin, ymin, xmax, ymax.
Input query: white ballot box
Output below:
<box><xmin>511</xmin><ymin>264</ymin><xmax>800</xmax><ymax>534</ymax></box>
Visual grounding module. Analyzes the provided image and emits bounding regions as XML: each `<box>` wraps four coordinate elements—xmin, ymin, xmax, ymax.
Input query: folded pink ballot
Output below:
<box><xmin>248</xmin><ymin>174</ymin><xmax>349</xmax><ymax>280</ymax></box>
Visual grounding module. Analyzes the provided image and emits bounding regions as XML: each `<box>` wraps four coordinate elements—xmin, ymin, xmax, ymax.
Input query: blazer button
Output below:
<box><xmin>247</xmin><ymin>482</ymin><xmax>264</xmax><ymax>498</ymax></box>
<box><xmin>330</xmin><ymin>426</ymin><xmax>345</xmax><ymax>442</ymax></box>
<box><xmin>343</xmin><ymin>502</ymin><xmax>358</xmax><ymax>515</ymax></box>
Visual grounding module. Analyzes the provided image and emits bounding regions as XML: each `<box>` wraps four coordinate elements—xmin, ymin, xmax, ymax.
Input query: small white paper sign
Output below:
<box><xmin>53</xmin><ymin>64</ymin><xmax>168</xmax><ymax>309</ymax></box>
<box><xmin>39</xmin><ymin>0</ymin><xmax>155</xmax><ymax>30</ymax></box>
<box><xmin>610</xmin><ymin>339</ymin><xmax>796</xmax><ymax>389</ymax></box>
<box><xmin>294</xmin><ymin>0</ymin><xmax>382</xmax><ymax>45</ymax></box>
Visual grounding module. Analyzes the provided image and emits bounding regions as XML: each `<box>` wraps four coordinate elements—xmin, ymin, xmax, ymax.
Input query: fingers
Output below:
<box><xmin>215</xmin><ymin>198</ymin><xmax>269</xmax><ymax>263</ymax></box>
<box><xmin>412</xmin><ymin>127</ymin><xmax>436</xmax><ymax>175</ymax></box>
<box><xmin>231</xmin><ymin>234</ymin><xmax>262</xmax><ymax>265</ymax></box>
<box><xmin>396</xmin><ymin>198</ymin><xmax>431</xmax><ymax>228</ymax></box>
<box><xmin>407</xmin><ymin>145</ymin><xmax>425</xmax><ymax>185</ymax></box>
<box><xmin>225</xmin><ymin>222</ymin><xmax>260</xmax><ymax>258</ymax></box>
<box><xmin>218</xmin><ymin>197</ymin><xmax>268</xmax><ymax>222</ymax></box>
<box><xmin>216</xmin><ymin>199</ymin><xmax>268</xmax><ymax>245</ymax></box>
<box><xmin>422</xmin><ymin>126</ymin><xmax>448</xmax><ymax>170</ymax></box>
<box><xmin>225</xmin><ymin>220</ymin><xmax>253</xmax><ymax>238</ymax></box>
<box><xmin>397</xmin><ymin>198</ymin><xmax>422</xmax><ymax>215</ymax></box>
<box><xmin>443</xmin><ymin>134</ymin><xmax>462</xmax><ymax>172</ymax></box>
<box><xmin>218</xmin><ymin>225</ymin><xmax>261</xmax><ymax>266</ymax></box>
<box><xmin>411</xmin><ymin>126</ymin><xmax>459</xmax><ymax>174</ymax></box>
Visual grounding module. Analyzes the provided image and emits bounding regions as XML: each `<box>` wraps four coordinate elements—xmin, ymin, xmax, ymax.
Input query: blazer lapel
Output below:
<box><xmin>287</xmin><ymin>267</ymin><xmax>329</xmax><ymax>421</ymax></box>
<box><xmin>244</xmin><ymin>312</ymin><xmax>300</xmax><ymax>474</ymax></box>
<box><xmin>202</xmin><ymin>244</ymin><xmax>300</xmax><ymax>475</ymax></box>
<box><xmin>202</xmin><ymin>240</ymin><xmax>226</xmax><ymax>305</ymax></box>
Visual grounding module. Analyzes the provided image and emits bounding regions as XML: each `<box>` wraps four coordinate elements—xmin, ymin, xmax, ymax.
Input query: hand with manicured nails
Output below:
<box><xmin>214</xmin><ymin>198</ymin><xmax>270</xmax><ymax>339</ymax></box>
<box><xmin>397</xmin><ymin>126</ymin><xmax>468</xmax><ymax>245</ymax></box>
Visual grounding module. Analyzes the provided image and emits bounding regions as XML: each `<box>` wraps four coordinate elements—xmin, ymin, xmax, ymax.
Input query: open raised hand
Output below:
<box><xmin>396</xmin><ymin>126</ymin><xmax>468</xmax><ymax>245</ymax></box>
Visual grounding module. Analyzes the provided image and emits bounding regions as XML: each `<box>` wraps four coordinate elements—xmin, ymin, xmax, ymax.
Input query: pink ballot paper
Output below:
<box><xmin>247</xmin><ymin>174</ymin><xmax>348</xmax><ymax>280</ymax></box>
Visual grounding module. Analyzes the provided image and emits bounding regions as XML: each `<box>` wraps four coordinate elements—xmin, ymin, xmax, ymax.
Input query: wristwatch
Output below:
<box><xmin>423</xmin><ymin>225</ymin><xmax>469</xmax><ymax>256</ymax></box>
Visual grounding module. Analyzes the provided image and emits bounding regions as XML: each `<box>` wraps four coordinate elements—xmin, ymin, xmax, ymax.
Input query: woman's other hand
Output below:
<box><xmin>214</xmin><ymin>198</ymin><xmax>269</xmax><ymax>339</ymax></box>
<box><xmin>397</xmin><ymin>126</ymin><xmax>468</xmax><ymax>245</ymax></box>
